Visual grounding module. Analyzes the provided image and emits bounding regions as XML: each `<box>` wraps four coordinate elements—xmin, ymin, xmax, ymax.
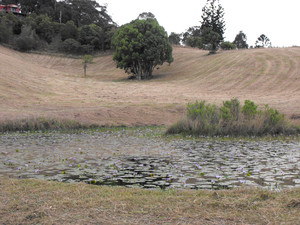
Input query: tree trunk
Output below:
<box><xmin>133</xmin><ymin>61</ymin><xmax>155</xmax><ymax>80</ymax></box>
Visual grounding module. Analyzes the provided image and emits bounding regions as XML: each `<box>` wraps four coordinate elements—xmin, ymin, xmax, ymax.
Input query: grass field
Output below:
<box><xmin>1</xmin><ymin>45</ymin><xmax>300</xmax><ymax>224</ymax></box>
<box><xmin>0</xmin><ymin>45</ymin><xmax>299</xmax><ymax>126</ymax></box>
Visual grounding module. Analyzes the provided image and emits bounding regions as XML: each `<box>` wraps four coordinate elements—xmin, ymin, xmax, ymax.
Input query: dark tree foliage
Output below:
<box><xmin>137</xmin><ymin>12</ymin><xmax>156</xmax><ymax>20</ymax></box>
<box><xmin>255</xmin><ymin>34</ymin><xmax>272</xmax><ymax>48</ymax></box>
<box><xmin>220</xmin><ymin>41</ymin><xmax>236</xmax><ymax>50</ymax></box>
<box><xmin>34</xmin><ymin>14</ymin><xmax>55</xmax><ymax>43</ymax></box>
<box><xmin>5</xmin><ymin>0</ymin><xmax>114</xmax><ymax>27</ymax></box>
<box><xmin>200</xmin><ymin>0</ymin><xmax>225</xmax><ymax>39</ymax></box>
<box><xmin>200</xmin><ymin>0</ymin><xmax>225</xmax><ymax>52</ymax></box>
<box><xmin>182</xmin><ymin>26</ymin><xmax>201</xmax><ymax>46</ymax></box>
<box><xmin>0</xmin><ymin>0</ymin><xmax>117</xmax><ymax>53</ymax></box>
<box><xmin>78</xmin><ymin>24</ymin><xmax>103</xmax><ymax>51</ymax></box>
<box><xmin>0</xmin><ymin>13</ymin><xmax>12</xmax><ymax>43</ymax></box>
<box><xmin>60</xmin><ymin>20</ymin><xmax>78</xmax><ymax>41</ymax></box>
<box><xmin>233</xmin><ymin>31</ymin><xmax>248</xmax><ymax>49</ymax></box>
<box><xmin>201</xmin><ymin>27</ymin><xmax>220</xmax><ymax>53</ymax></box>
<box><xmin>61</xmin><ymin>38</ymin><xmax>81</xmax><ymax>54</ymax></box>
<box><xmin>61</xmin><ymin>0</ymin><xmax>113</xmax><ymax>27</ymax></box>
<box><xmin>168</xmin><ymin>32</ymin><xmax>181</xmax><ymax>45</ymax></box>
<box><xmin>4</xmin><ymin>0</ymin><xmax>57</xmax><ymax>17</ymax></box>
<box><xmin>112</xmin><ymin>17</ymin><xmax>173</xmax><ymax>80</ymax></box>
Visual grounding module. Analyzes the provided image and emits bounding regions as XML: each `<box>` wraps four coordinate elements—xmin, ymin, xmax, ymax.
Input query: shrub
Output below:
<box><xmin>0</xmin><ymin>19</ymin><xmax>10</xmax><ymax>43</ymax></box>
<box><xmin>242</xmin><ymin>100</ymin><xmax>260</xmax><ymax>120</ymax></box>
<box><xmin>221</xmin><ymin>41</ymin><xmax>236</xmax><ymax>50</ymax></box>
<box><xmin>185</xmin><ymin>101</ymin><xmax>219</xmax><ymax>135</ymax></box>
<box><xmin>80</xmin><ymin>44</ymin><xmax>94</xmax><ymax>54</ymax></box>
<box><xmin>220</xmin><ymin>98</ymin><xmax>240</xmax><ymax>122</ymax></box>
<box><xmin>61</xmin><ymin>38</ymin><xmax>81</xmax><ymax>54</ymax></box>
<box><xmin>262</xmin><ymin>105</ymin><xmax>285</xmax><ymax>133</ymax></box>
<box><xmin>166</xmin><ymin>99</ymin><xmax>298</xmax><ymax>136</ymax></box>
<box><xmin>61</xmin><ymin>21</ymin><xmax>78</xmax><ymax>41</ymax></box>
<box><xmin>15</xmin><ymin>25</ymin><xmax>38</xmax><ymax>51</ymax></box>
<box><xmin>16</xmin><ymin>36</ymin><xmax>36</xmax><ymax>51</ymax></box>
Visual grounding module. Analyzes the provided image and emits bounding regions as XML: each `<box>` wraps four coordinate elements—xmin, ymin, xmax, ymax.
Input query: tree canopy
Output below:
<box><xmin>200</xmin><ymin>0</ymin><xmax>225</xmax><ymax>53</ymax></box>
<box><xmin>233</xmin><ymin>31</ymin><xmax>248</xmax><ymax>49</ymax></box>
<box><xmin>112</xmin><ymin>17</ymin><xmax>173</xmax><ymax>80</ymax></box>
<box><xmin>0</xmin><ymin>0</ymin><xmax>117</xmax><ymax>53</ymax></box>
<box><xmin>168</xmin><ymin>32</ymin><xmax>181</xmax><ymax>45</ymax></box>
<box><xmin>255</xmin><ymin>34</ymin><xmax>272</xmax><ymax>48</ymax></box>
<box><xmin>179</xmin><ymin>0</ymin><xmax>225</xmax><ymax>53</ymax></box>
<box><xmin>3</xmin><ymin>0</ymin><xmax>114</xmax><ymax>27</ymax></box>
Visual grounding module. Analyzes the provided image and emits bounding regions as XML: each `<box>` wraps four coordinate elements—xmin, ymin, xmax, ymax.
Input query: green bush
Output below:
<box><xmin>15</xmin><ymin>25</ymin><xmax>38</xmax><ymax>51</ymax></box>
<box><xmin>80</xmin><ymin>44</ymin><xmax>94</xmax><ymax>54</ymax></box>
<box><xmin>16</xmin><ymin>36</ymin><xmax>36</xmax><ymax>51</ymax></box>
<box><xmin>61</xmin><ymin>38</ymin><xmax>81</xmax><ymax>54</ymax></box>
<box><xmin>263</xmin><ymin>105</ymin><xmax>285</xmax><ymax>126</ymax></box>
<box><xmin>185</xmin><ymin>101</ymin><xmax>219</xmax><ymax>135</ymax></box>
<box><xmin>0</xmin><ymin>19</ymin><xmax>10</xmax><ymax>43</ymax></box>
<box><xmin>220</xmin><ymin>98</ymin><xmax>240</xmax><ymax>121</ymax></box>
<box><xmin>242</xmin><ymin>100</ymin><xmax>260</xmax><ymax>120</ymax></box>
<box><xmin>166</xmin><ymin>98</ymin><xmax>298</xmax><ymax>136</ymax></box>
<box><xmin>221</xmin><ymin>41</ymin><xmax>236</xmax><ymax>50</ymax></box>
<box><xmin>61</xmin><ymin>21</ymin><xmax>78</xmax><ymax>41</ymax></box>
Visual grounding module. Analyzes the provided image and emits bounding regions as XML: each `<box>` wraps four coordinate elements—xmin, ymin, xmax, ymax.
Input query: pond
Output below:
<box><xmin>0</xmin><ymin>127</ymin><xmax>299</xmax><ymax>190</ymax></box>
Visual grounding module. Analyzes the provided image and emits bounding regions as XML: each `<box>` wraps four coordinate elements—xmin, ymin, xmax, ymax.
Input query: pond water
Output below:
<box><xmin>0</xmin><ymin>127</ymin><xmax>299</xmax><ymax>190</ymax></box>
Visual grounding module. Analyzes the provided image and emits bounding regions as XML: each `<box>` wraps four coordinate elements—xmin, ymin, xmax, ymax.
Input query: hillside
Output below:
<box><xmin>0</xmin><ymin>45</ymin><xmax>299</xmax><ymax>126</ymax></box>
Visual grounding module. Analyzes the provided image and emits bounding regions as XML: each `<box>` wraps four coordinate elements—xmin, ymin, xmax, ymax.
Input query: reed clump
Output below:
<box><xmin>0</xmin><ymin>117</ymin><xmax>97</xmax><ymax>132</ymax></box>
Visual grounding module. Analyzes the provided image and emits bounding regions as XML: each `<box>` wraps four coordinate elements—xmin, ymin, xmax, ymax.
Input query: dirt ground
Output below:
<box><xmin>0</xmin><ymin>45</ymin><xmax>299</xmax><ymax>126</ymax></box>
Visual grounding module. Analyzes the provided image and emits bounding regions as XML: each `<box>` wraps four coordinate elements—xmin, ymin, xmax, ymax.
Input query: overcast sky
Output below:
<box><xmin>97</xmin><ymin>0</ymin><xmax>300</xmax><ymax>47</ymax></box>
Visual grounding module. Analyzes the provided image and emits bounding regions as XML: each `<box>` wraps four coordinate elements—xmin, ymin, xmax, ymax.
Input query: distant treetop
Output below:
<box><xmin>255</xmin><ymin>34</ymin><xmax>272</xmax><ymax>48</ymax></box>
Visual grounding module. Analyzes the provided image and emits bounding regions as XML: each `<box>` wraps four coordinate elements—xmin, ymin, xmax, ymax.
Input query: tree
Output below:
<box><xmin>16</xmin><ymin>25</ymin><xmax>38</xmax><ymax>51</ymax></box>
<box><xmin>82</xmin><ymin>54</ymin><xmax>93</xmax><ymax>77</ymax></box>
<box><xmin>220</xmin><ymin>41</ymin><xmax>236</xmax><ymax>50</ymax></box>
<box><xmin>34</xmin><ymin>14</ymin><xmax>55</xmax><ymax>43</ymax></box>
<box><xmin>112</xmin><ymin>17</ymin><xmax>173</xmax><ymax>80</ymax></box>
<box><xmin>200</xmin><ymin>0</ymin><xmax>225</xmax><ymax>53</ymax></box>
<box><xmin>0</xmin><ymin>13</ymin><xmax>13</xmax><ymax>43</ymax></box>
<box><xmin>137</xmin><ymin>12</ymin><xmax>155</xmax><ymax>20</ymax></box>
<box><xmin>255</xmin><ymin>34</ymin><xmax>272</xmax><ymax>48</ymax></box>
<box><xmin>233</xmin><ymin>31</ymin><xmax>248</xmax><ymax>49</ymax></box>
<box><xmin>61</xmin><ymin>38</ymin><xmax>81</xmax><ymax>54</ymax></box>
<box><xmin>1</xmin><ymin>0</ymin><xmax>116</xmax><ymax>53</ymax></box>
<box><xmin>168</xmin><ymin>32</ymin><xmax>181</xmax><ymax>45</ymax></box>
<box><xmin>60</xmin><ymin>0</ymin><xmax>114</xmax><ymax>27</ymax></box>
<box><xmin>201</xmin><ymin>27</ymin><xmax>220</xmax><ymax>54</ymax></box>
<box><xmin>60</xmin><ymin>20</ymin><xmax>78</xmax><ymax>41</ymax></box>
<box><xmin>182</xmin><ymin>26</ymin><xmax>201</xmax><ymax>47</ymax></box>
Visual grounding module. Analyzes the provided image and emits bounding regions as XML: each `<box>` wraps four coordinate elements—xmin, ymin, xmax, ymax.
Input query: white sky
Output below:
<box><xmin>97</xmin><ymin>0</ymin><xmax>300</xmax><ymax>47</ymax></box>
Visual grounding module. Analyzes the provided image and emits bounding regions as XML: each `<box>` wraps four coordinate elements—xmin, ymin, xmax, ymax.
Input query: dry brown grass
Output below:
<box><xmin>0</xmin><ymin>45</ymin><xmax>300</xmax><ymax>126</ymax></box>
<box><xmin>0</xmin><ymin>178</ymin><xmax>299</xmax><ymax>224</ymax></box>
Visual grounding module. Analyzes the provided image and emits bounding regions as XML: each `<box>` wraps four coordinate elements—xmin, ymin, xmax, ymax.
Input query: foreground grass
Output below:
<box><xmin>0</xmin><ymin>178</ymin><xmax>299</xmax><ymax>224</ymax></box>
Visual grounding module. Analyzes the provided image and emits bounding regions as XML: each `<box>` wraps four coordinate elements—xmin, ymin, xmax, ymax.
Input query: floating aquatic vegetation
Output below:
<box><xmin>0</xmin><ymin>127</ymin><xmax>299</xmax><ymax>190</ymax></box>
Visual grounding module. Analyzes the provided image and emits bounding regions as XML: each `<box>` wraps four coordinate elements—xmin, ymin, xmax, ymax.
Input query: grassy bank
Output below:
<box><xmin>0</xmin><ymin>117</ymin><xmax>99</xmax><ymax>133</ymax></box>
<box><xmin>167</xmin><ymin>99</ymin><xmax>300</xmax><ymax>137</ymax></box>
<box><xmin>0</xmin><ymin>178</ymin><xmax>299</xmax><ymax>224</ymax></box>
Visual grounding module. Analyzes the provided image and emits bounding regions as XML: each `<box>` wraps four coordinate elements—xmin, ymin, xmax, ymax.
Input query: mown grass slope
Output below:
<box><xmin>0</xmin><ymin>45</ymin><xmax>299</xmax><ymax>126</ymax></box>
